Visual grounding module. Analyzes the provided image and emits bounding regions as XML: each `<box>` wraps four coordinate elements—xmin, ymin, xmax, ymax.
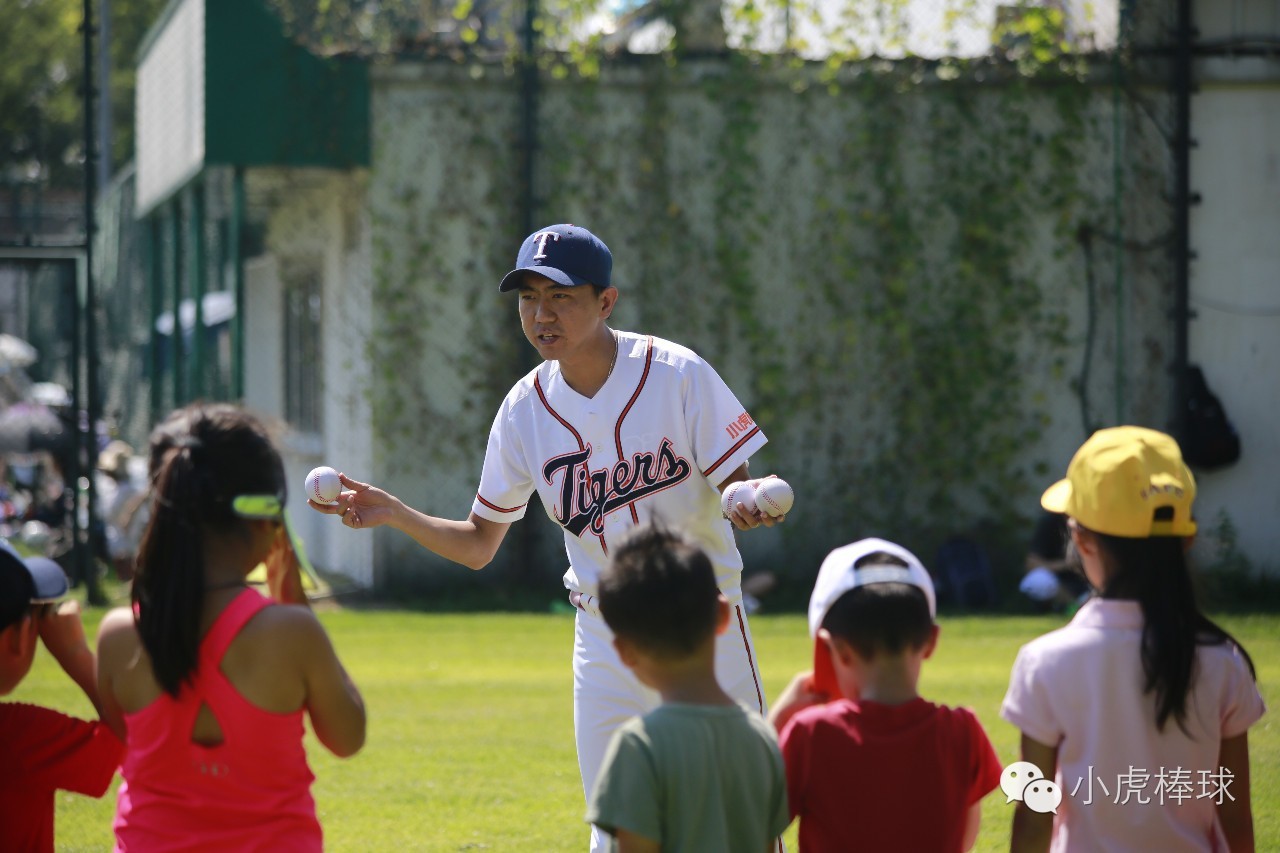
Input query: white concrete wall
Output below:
<box><xmin>356</xmin><ymin>61</ymin><xmax>1177</xmax><ymax>588</ymax></box>
<box><xmin>243</xmin><ymin>255</ymin><xmax>283</xmax><ymax>417</ymax></box>
<box><xmin>244</xmin><ymin>172</ymin><xmax>376</xmax><ymax>586</ymax></box>
<box><xmin>1188</xmin><ymin>84</ymin><xmax>1280</xmax><ymax>566</ymax></box>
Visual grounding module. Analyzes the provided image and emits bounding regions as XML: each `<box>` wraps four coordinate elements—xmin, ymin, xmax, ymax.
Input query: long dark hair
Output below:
<box><xmin>1092</xmin><ymin>529</ymin><xmax>1257</xmax><ymax>733</ymax></box>
<box><xmin>133</xmin><ymin>404</ymin><xmax>285</xmax><ymax>696</ymax></box>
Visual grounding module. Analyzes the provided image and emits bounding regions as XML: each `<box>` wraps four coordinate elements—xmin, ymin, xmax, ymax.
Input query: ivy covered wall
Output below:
<box><xmin>286</xmin><ymin>55</ymin><xmax>1175</xmax><ymax>596</ymax></box>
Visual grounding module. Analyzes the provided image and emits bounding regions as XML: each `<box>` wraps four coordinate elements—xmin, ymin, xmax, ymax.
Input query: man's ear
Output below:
<box><xmin>599</xmin><ymin>286</ymin><xmax>619</xmax><ymax>319</ymax></box>
<box><xmin>714</xmin><ymin>594</ymin><xmax>731</xmax><ymax>636</ymax></box>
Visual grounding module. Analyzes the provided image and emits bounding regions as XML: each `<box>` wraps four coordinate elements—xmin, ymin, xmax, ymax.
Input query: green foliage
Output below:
<box><xmin>364</xmin><ymin>80</ymin><xmax>524</xmax><ymax>485</ymax></box>
<box><xmin>0</xmin><ymin>0</ymin><xmax>167</xmax><ymax>191</ymax></box>
<box><xmin>543</xmin><ymin>56</ymin><xmax>1101</xmax><ymax>559</ymax></box>
<box><xmin>1197</xmin><ymin>511</ymin><xmax>1280</xmax><ymax>611</ymax></box>
<box><xmin>363</xmin><ymin>52</ymin><xmax>1117</xmax><ymax>573</ymax></box>
<box><xmin>0</xmin><ymin>0</ymin><xmax>85</xmax><ymax>187</ymax></box>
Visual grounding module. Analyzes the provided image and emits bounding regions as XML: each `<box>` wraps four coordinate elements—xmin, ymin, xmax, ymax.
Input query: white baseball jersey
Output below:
<box><xmin>471</xmin><ymin>332</ymin><xmax>767</xmax><ymax>601</ymax></box>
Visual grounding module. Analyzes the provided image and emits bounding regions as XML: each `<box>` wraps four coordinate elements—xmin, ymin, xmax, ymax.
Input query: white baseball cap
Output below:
<box><xmin>808</xmin><ymin>538</ymin><xmax>936</xmax><ymax>696</ymax></box>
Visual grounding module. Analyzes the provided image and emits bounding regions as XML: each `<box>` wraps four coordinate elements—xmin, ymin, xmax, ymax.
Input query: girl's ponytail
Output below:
<box><xmin>134</xmin><ymin>438</ymin><xmax>210</xmax><ymax>696</ymax></box>
<box><xmin>131</xmin><ymin>404</ymin><xmax>286</xmax><ymax>696</ymax></box>
<box><xmin>1098</xmin><ymin>530</ymin><xmax>1257</xmax><ymax>733</ymax></box>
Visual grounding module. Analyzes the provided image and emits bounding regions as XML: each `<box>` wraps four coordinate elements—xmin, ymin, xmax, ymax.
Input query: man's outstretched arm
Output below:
<box><xmin>311</xmin><ymin>473</ymin><xmax>511</xmax><ymax>570</ymax></box>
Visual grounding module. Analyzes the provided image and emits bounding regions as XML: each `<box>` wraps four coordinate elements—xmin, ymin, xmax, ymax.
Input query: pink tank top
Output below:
<box><xmin>114</xmin><ymin>588</ymin><xmax>322</xmax><ymax>852</ymax></box>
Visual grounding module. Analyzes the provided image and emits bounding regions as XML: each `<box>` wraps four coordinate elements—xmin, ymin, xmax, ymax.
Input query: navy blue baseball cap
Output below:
<box><xmin>0</xmin><ymin>540</ymin><xmax>68</xmax><ymax>603</ymax></box>
<box><xmin>0</xmin><ymin>540</ymin><xmax>69</xmax><ymax>630</ymax></box>
<box><xmin>498</xmin><ymin>224</ymin><xmax>613</xmax><ymax>292</ymax></box>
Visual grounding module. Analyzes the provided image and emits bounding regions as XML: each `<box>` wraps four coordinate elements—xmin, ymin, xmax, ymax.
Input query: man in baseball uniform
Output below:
<box><xmin>314</xmin><ymin>224</ymin><xmax>782</xmax><ymax>850</ymax></box>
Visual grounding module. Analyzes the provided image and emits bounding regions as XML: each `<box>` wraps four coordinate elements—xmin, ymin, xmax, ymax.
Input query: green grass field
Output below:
<box><xmin>11</xmin><ymin>598</ymin><xmax>1277</xmax><ymax>852</ymax></box>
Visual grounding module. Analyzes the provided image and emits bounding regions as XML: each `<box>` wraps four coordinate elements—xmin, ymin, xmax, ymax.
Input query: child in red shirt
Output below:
<box><xmin>0</xmin><ymin>545</ymin><xmax>124</xmax><ymax>852</ymax></box>
<box><xmin>770</xmin><ymin>538</ymin><xmax>1003</xmax><ymax>852</ymax></box>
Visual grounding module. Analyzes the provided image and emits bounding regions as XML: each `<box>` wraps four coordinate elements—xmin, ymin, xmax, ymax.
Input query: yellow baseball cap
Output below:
<box><xmin>1041</xmin><ymin>426</ymin><xmax>1197</xmax><ymax>538</ymax></box>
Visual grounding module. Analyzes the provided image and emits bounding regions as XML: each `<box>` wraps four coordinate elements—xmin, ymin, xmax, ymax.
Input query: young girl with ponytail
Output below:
<box><xmin>97</xmin><ymin>404</ymin><xmax>365</xmax><ymax>851</ymax></box>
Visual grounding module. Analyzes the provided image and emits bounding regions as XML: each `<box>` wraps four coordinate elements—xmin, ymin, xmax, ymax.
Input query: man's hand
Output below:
<box><xmin>718</xmin><ymin>465</ymin><xmax>786</xmax><ymax>531</ymax></box>
<box><xmin>309</xmin><ymin>473</ymin><xmax>401</xmax><ymax>531</ymax></box>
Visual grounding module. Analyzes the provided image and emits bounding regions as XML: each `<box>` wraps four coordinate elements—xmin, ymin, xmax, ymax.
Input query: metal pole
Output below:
<box><xmin>81</xmin><ymin>0</ymin><xmax>105</xmax><ymax>604</ymax></box>
<box><xmin>231</xmin><ymin>168</ymin><xmax>245</xmax><ymax>400</ymax></box>
<box><xmin>1172</xmin><ymin>0</ymin><xmax>1193</xmax><ymax>438</ymax></box>
<box><xmin>170</xmin><ymin>198</ymin><xmax>183</xmax><ymax>406</ymax></box>
<box><xmin>190</xmin><ymin>180</ymin><xmax>205</xmax><ymax>398</ymax></box>
<box><xmin>1112</xmin><ymin>9</ymin><xmax>1126</xmax><ymax>425</ymax></box>
<box><xmin>97</xmin><ymin>0</ymin><xmax>112</xmax><ymax>190</ymax></box>
<box><xmin>69</xmin><ymin>256</ymin><xmax>86</xmax><ymax>590</ymax></box>
<box><xmin>520</xmin><ymin>0</ymin><xmax>538</xmax><ymax>239</ymax></box>
<box><xmin>149</xmin><ymin>215</ymin><xmax>163</xmax><ymax>424</ymax></box>
<box><xmin>517</xmin><ymin>0</ymin><xmax>540</xmax><ymax>583</ymax></box>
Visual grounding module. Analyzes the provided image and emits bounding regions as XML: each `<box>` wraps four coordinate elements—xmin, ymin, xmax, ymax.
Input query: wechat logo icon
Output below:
<box><xmin>1001</xmin><ymin>761</ymin><xmax>1063</xmax><ymax>814</ymax></box>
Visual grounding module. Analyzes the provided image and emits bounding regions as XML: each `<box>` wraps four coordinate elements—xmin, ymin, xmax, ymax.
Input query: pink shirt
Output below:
<box><xmin>114</xmin><ymin>589</ymin><xmax>322</xmax><ymax>852</ymax></box>
<box><xmin>1001</xmin><ymin>599</ymin><xmax>1265</xmax><ymax>853</ymax></box>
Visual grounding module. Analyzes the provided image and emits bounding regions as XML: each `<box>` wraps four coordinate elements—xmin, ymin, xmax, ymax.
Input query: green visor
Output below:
<box><xmin>232</xmin><ymin>497</ymin><xmax>324</xmax><ymax>594</ymax></box>
<box><xmin>231</xmin><ymin>494</ymin><xmax>285</xmax><ymax>520</ymax></box>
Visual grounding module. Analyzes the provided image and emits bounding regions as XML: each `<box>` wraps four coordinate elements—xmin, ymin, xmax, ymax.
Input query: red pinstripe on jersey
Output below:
<box><xmin>702</xmin><ymin>426</ymin><xmax>762</xmax><ymax>481</ymax></box>
<box><xmin>534</xmin><ymin>369</ymin><xmax>608</xmax><ymax>552</ymax></box>
<box><xmin>475</xmin><ymin>494</ymin><xmax>526</xmax><ymax>514</ymax></box>
<box><xmin>534</xmin><ymin>372</ymin><xmax>586</xmax><ymax>450</ymax></box>
<box><xmin>614</xmin><ymin>336</ymin><xmax>654</xmax><ymax>524</ymax></box>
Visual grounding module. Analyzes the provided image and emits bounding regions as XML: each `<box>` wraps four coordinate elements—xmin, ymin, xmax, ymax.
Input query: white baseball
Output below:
<box><xmin>305</xmin><ymin>466</ymin><xmax>342</xmax><ymax>505</ymax></box>
<box><xmin>754</xmin><ymin>478</ymin><xmax>794</xmax><ymax>517</ymax></box>
<box><xmin>720</xmin><ymin>481</ymin><xmax>757</xmax><ymax>517</ymax></box>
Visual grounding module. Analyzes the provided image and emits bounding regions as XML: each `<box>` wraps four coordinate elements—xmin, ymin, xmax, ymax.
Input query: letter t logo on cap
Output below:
<box><xmin>532</xmin><ymin>231</ymin><xmax>561</xmax><ymax>259</ymax></box>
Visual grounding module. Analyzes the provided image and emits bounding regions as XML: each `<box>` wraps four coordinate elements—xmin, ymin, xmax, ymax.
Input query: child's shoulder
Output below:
<box><xmin>0</xmin><ymin>701</ymin><xmax>117</xmax><ymax>756</ymax></box>
<box><xmin>97</xmin><ymin>605</ymin><xmax>141</xmax><ymax>657</ymax></box>
<box><xmin>789</xmin><ymin>697</ymin><xmax>985</xmax><ymax>736</ymax></box>
<box><xmin>638</xmin><ymin>702</ymin><xmax>772</xmax><ymax>743</ymax></box>
<box><xmin>0</xmin><ymin>700</ymin><xmax>79</xmax><ymax>728</ymax></box>
<box><xmin>0</xmin><ymin>701</ymin><xmax>123</xmax><ymax>797</ymax></box>
<box><xmin>234</xmin><ymin>601</ymin><xmax>332</xmax><ymax>656</ymax></box>
<box><xmin>921</xmin><ymin>700</ymin><xmax>999</xmax><ymax>745</ymax></box>
<box><xmin>1016</xmin><ymin>613</ymin><xmax>1117</xmax><ymax>661</ymax></box>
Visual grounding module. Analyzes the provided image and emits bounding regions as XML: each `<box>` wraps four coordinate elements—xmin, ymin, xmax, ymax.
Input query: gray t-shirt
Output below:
<box><xmin>587</xmin><ymin>702</ymin><xmax>790</xmax><ymax>852</ymax></box>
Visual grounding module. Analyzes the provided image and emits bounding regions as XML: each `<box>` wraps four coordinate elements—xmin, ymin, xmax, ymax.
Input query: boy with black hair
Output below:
<box><xmin>587</xmin><ymin>523</ymin><xmax>789</xmax><ymax>852</ymax></box>
<box><xmin>770</xmin><ymin>538</ymin><xmax>1003</xmax><ymax>852</ymax></box>
<box><xmin>0</xmin><ymin>542</ymin><xmax>123</xmax><ymax>851</ymax></box>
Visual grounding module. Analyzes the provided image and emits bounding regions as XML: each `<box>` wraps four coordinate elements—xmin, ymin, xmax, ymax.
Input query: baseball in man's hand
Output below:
<box><xmin>720</xmin><ymin>481</ymin><xmax>757</xmax><ymax>517</ymax></box>
<box><xmin>754</xmin><ymin>478</ymin><xmax>794</xmax><ymax>517</ymax></box>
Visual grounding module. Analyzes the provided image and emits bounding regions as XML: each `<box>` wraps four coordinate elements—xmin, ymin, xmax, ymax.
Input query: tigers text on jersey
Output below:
<box><xmin>471</xmin><ymin>332</ymin><xmax>767</xmax><ymax>601</ymax></box>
